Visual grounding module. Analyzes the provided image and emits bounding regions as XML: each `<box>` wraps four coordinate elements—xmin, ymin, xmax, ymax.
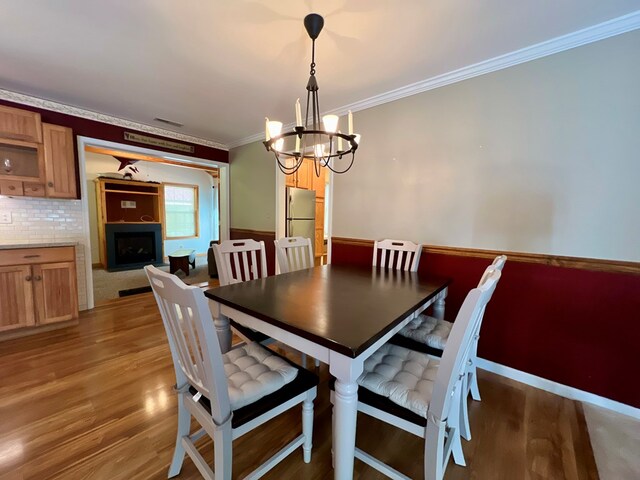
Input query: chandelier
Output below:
<box><xmin>263</xmin><ymin>13</ymin><xmax>360</xmax><ymax>176</ymax></box>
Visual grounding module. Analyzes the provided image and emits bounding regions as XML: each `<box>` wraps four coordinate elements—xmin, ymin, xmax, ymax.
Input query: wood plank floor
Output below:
<box><xmin>0</xmin><ymin>292</ymin><xmax>598</xmax><ymax>479</ymax></box>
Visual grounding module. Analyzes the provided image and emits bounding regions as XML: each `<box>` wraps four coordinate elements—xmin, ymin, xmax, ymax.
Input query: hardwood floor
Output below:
<box><xmin>0</xmin><ymin>293</ymin><xmax>598</xmax><ymax>479</ymax></box>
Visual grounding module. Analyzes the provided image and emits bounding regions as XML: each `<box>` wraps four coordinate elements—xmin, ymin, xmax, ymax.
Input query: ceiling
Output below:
<box><xmin>0</xmin><ymin>1</ymin><xmax>638</xmax><ymax>147</ymax></box>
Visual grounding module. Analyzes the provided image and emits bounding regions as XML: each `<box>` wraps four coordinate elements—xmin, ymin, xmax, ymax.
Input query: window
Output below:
<box><xmin>164</xmin><ymin>184</ymin><xmax>199</xmax><ymax>238</ymax></box>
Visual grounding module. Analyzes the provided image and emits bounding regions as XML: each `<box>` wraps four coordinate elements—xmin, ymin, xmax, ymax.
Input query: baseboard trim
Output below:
<box><xmin>477</xmin><ymin>358</ymin><xmax>640</xmax><ymax>419</ymax></box>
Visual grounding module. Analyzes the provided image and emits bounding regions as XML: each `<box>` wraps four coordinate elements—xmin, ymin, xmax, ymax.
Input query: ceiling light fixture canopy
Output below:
<box><xmin>263</xmin><ymin>13</ymin><xmax>360</xmax><ymax>176</ymax></box>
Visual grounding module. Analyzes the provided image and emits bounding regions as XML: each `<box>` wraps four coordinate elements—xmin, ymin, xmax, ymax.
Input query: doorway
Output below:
<box><xmin>77</xmin><ymin>136</ymin><xmax>229</xmax><ymax>309</ymax></box>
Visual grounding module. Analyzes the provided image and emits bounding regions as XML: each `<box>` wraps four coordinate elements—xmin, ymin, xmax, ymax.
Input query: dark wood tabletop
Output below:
<box><xmin>204</xmin><ymin>264</ymin><xmax>451</xmax><ymax>358</ymax></box>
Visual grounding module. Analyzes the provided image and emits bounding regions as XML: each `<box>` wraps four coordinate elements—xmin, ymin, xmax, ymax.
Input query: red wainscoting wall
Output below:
<box><xmin>0</xmin><ymin>99</ymin><xmax>228</xmax><ymax>163</ymax></box>
<box><xmin>229</xmin><ymin>229</ymin><xmax>277</xmax><ymax>277</ymax></box>
<box><xmin>332</xmin><ymin>238</ymin><xmax>640</xmax><ymax>409</ymax></box>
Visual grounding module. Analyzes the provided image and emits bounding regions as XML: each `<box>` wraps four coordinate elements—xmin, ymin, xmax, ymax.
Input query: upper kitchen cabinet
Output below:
<box><xmin>43</xmin><ymin>124</ymin><xmax>77</xmax><ymax>198</ymax></box>
<box><xmin>0</xmin><ymin>138</ymin><xmax>45</xmax><ymax>183</ymax></box>
<box><xmin>0</xmin><ymin>105</ymin><xmax>42</xmax><ymax>142</ymax></box>
<box><xmin>285</xmin><ymin>158</ymin><xmax>315</xmax><ymax>190</ymax></box>
<box><xmin>0</xmin><ymin>106</ymin><xmax>78</xmax><ymax>200</ymax></box>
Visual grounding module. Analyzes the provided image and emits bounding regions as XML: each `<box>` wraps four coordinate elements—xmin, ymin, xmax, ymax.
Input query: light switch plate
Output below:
<box><xmin>0</xmin><ymin>212</ymin><xmax>11</xmax><ymax>224</ymax></box>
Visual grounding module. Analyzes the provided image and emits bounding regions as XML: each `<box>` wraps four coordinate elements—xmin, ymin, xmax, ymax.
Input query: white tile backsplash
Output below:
<box><xmin>0</xmin><ymin>196</ymin><xmax>88</xmax><ymax>310</ymax></box>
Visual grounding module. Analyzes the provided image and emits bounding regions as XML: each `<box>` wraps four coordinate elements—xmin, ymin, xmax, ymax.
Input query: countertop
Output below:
<box><xmin>0</xmin><ymin>242</ymin><xmax>79</xmax><ymax>250</ymax></box>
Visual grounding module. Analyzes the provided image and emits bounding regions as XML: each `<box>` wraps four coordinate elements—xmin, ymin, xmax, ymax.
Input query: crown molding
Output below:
<box><xmin>228</xmin><ymin>10</ymin><xmax>640</xmax><ymax>149</ymax></box>
<box><xmin>0</xmin><ymin>88</ymin><xmax>229</xmax><ymax>151</ymax></box>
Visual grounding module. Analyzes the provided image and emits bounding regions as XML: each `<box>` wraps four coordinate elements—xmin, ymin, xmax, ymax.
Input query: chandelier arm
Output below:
<box><xmin>324</xmin><ymin>151</ymin><xmax>356</xmax><ymax>174</ymax></box>
<box><xmin>275</xmin><ymin>152</ymin><xmax>304</xmax><ymax>175</ymax></box>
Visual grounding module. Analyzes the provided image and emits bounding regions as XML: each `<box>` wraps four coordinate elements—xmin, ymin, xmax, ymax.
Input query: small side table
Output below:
<box><xmin>168</xmin><ymin>249</ymin><xmax>196</xmax><ymax>276</ymax></box>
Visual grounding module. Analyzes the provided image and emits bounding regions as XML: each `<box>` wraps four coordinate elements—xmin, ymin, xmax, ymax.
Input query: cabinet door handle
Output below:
<box><xmin>23</xmin><ymin>254</ymin><xmax>40</xmax><ymax>258</ymax></box>
<box><xmin>48</xmin><ymin>182</ymin><xmax>54</xmax><ymax>187</ymax></box>
<box><xmin>8</xmin><ymin>185</ymin><xmax>15</xmax><ymax>190</ymax></box>
<box><xmin>34</xmin><ymin>275</ymin><xmax>42</xmax><ymax>281</ymax></box>
<box><xmin>25</xmin><ymin>275</ymin><xmax>32</xmax><ymax>281</ymax></box>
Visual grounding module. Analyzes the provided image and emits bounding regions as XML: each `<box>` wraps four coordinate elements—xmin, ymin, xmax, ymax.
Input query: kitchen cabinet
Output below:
<box><xmin>32</xmin><ymin>262</ymin><xmax>78</xmax><ymax>324</ymax></box>
<box><xmin>0</xmin><ymin>105</ymin><xmax>42</xmax><ymax>142</ymax></box>
<box><xmin>296</xmin><ymin>159</ymin><xmax>313</xmax><ymax>189</ymax></box>
<box><xmin>43</xmin><ymin>123</ymin><xmax>77</xmax><ymax>198</ymax></box>
<box><xmin>0</xmin><ymin>246</ymin><xmax>78</xmax><ymax>338</ymax></box>
<box><xmin>312</xmin><ymin>164</ymin><xmax>326</xmax><ymax>198</ymax></box>
<box><xmin>0</xmin><ymin>265</ymin><xmax>35</xmax><ymax>332</ymax></box>
<box><xmin>0</xmin><ymin>138</ymin><xmax>45</xmax><ymax>183</ymax></box>
<box><xmin>0</xmin><ymin>106</ymin><xmax>77</xmax><ymax>199</ymax></box>
<box><xmin>285</xmin><ymin>159</ymin><xmax>315</xmax><ymax>189</ymax></box>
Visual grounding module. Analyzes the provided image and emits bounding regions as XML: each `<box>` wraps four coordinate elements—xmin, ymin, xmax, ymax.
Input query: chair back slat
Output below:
<box><xmin>275</xmin><ymin>237</ymin><xmax>314</xmax><ymax>274</ymax></box>
<box><xmin>373</xmin><ymin>239</ymin><xmax>423</xmax><ymax>272</ymax></box>
<box><xmin>429</xmin><ymin>268</ymin><xmax>501</xmax><ymax>422</ymax></box>
<box><xmin>145</xmin><ymin>265</ymin><xmax>231</xmax><ymax>424</ymax></box>
<box><xmin>212</xmin><ymin>239</ymin><xmax>268</xmax><ymax>286</ymax></box>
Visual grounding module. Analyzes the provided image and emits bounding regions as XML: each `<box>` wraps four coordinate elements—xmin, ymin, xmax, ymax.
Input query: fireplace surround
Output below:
<box><xmin>105</xmin><ymin>223</ymin><xmax>163</xmax><ymax>271</ymax></box>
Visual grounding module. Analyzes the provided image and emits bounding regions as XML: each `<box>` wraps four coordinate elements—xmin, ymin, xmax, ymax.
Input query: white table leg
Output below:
<box><xmin>433</xmin><ymin>288</ymin><xmax>447</xmax><ymax>320</ymax></box>
<box><xmin>330</xmin><ymin>354</ymin><xmax>364</xmax><ymax>480</ymax></box>
<box><xmin>209</xmin><ymin>300</ymin><xmax>232</xmax><ymax>353</ymax></box>
<box><xmin>333</xmin><ymin>379</ymin><xmax>358</xmax><ymax>479</ymax></box>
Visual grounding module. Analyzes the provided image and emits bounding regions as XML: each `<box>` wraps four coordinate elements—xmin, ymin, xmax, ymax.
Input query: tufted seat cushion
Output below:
<box><xmin>357</xmin><ymin>343</ymin><xmax>439</xmax><ymax>418</ymax></box>
<box><xmin>397</xmin><ymin>314</ymin><xmax>453</xmax><ymax>351</ymax></box>
<box><xmin>222</xmin><ymin>342</ymin><xmax>298</xmax><ymax>410</ymax></box>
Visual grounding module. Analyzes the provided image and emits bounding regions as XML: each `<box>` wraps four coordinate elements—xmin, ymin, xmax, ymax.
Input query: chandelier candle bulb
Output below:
<box><xmin>337</xmin><ymin>131</ymin><xmax>343</xmax><ymax>151</ymax></box>
<box><xmin>322</xmin><ymin>114</ymin><xmax>339</xmax><ymax>133</ymax></box>
<box><xmin>268</xmin><ymin>121</ymin><xmax>283</xmax><ymax>139</ymax></box>
<box><xmin>295</xmin><ymin>135</ymin><xmax>300</xmax><ymax>153</ymax></box>
<box><xmin>348</xmin><ymin>110</ymin><xmax>353</xmax><ymax>135</ymax></box>
<box><xmin>295</xmin><ymin>99</ymin><xmax>302</xmax><ymax>126</ymax></box>
<box><xmin>265</xmin><ymin>117</ymin><xmax>270</xmax><ymax>141</ymax></box>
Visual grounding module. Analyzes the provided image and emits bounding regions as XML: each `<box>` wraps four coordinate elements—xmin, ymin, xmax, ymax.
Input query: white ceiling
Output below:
<box><xmin>0</xmin><ymin>1</ymin><xmax>638</xmax><ymax>147</ymax></box>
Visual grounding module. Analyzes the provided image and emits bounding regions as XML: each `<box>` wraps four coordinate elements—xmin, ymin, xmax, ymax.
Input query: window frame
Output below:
<box><xmin>162</xmin><ymin>182</ymin><xmax>199</xmax><ymax>240</ymax></box>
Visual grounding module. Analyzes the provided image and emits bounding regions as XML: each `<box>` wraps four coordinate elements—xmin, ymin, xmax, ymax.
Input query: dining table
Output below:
<box><xmin>204</xmin><ymin>263</ymin><xmax>451</xmax><ymax>480</ymax></box>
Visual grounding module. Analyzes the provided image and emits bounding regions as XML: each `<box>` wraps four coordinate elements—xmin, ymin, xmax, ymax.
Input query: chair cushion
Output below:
<box><xmin>191</xmin><ymin>347</ymin><xmax>319</xmax><ymax>429</ymax></box>
<box><xmin>357</xmin><ymin>343</ymin><xmax>439</xmax><ymax>418</ymax></box>
<box><xmin>223</xmin><ymin>342</ymin><xmax>299</xmax><ymax>409</ymax></box>
<box><xmin>398</xmin><ymin>314</ymin><xmax>453</xmax><ymax>351</ymax></box>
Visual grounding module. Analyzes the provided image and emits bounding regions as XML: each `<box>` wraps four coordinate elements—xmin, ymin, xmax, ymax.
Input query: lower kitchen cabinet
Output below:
<box><xmin>0</xmin><ymin>246</ymin><xmax>78</xmax><ymax>337</ymax></box>
<box><xmin>0</xmin><ymin>265</ymin><xmax>35</xmax><ymax>332</ymax></box>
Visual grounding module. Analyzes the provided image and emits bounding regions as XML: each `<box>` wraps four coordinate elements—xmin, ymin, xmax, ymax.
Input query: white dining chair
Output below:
<box><xmin>145</xmin><ymin>265</ymin><xmax>318</xmax><ymax>480</ymax></box>
<box><xmin>274</xmin><ymin>236</ymin><xmax>320</xmax><ymax>368</ymax></box>
<box><xmin>211</xmin><ymin>239</ymin><xmax>272</xmax><ymax>345</ymax></box>
<box><xmin>391</xmin><ymin>255</ymin><xmax>507</xmax><ymax>442</ymax></box>
<box><xmin>373</xmin><ymin>239</ymin><xmax>423</xmax><ymax>272</ymax></box>
<box><xmin>275</xmin><ymin>236</ymin><xmax>314</xmax><ymax>273</ymax></box>
<box><xmin>332</xmin><ymin>268</ymin><xmax>501</xmax><ymax>480</ymax></box>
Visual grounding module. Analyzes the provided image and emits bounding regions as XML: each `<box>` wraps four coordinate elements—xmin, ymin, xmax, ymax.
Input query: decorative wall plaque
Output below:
<box><xmin>124</xmin><ymin>132</ymin><xmax>195</xmax><ymax>153</ymax></box>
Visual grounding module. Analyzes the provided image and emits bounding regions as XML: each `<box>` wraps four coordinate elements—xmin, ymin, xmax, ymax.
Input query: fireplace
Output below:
<box><xmin>105</xmin><ymin>223</ymin><xmax>163</xmax><ymax>271</ymax></box>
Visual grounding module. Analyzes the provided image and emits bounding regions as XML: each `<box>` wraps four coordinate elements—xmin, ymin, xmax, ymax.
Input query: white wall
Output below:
<box><xmin>85</xmin><ymin>151</ymin><xmax>217</xmax><ymax>263</ymax></box>
<box><xmin>332</xmin><ymin>30</ymin><xmax>640</xmax><ymax>262</ymax></box>
<box><xmin>0</xmin><ymin>196</ymin><xmax>88</xmax><ymax>310</ymax></box>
